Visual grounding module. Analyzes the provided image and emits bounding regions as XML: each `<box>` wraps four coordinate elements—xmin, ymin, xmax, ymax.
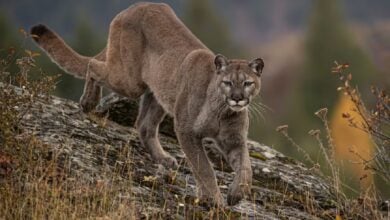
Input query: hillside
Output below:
<box><xmin>0</xmin><ymin>87</ymin><xmax>340</xmax><ymax>219</ymax></box>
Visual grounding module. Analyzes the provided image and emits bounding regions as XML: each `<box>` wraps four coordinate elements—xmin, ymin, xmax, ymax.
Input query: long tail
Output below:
<box><xmin>30</xmin><ymin>24</ymin><xmax>105</xmax><ymax>78</ymax></box>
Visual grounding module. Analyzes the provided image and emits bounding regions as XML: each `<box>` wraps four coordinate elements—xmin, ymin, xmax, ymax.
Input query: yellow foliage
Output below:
<box><xmin>331</xmin><ymin>95</ymin><xmax>373</xmax><ymax>187</ymax></box>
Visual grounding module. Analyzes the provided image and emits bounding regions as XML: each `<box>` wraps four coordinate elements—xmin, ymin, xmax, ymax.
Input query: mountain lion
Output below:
<box><xmin>30</xmin><ymin>2</ymin><xmax>264</xmax><ymax>206</ymax></box>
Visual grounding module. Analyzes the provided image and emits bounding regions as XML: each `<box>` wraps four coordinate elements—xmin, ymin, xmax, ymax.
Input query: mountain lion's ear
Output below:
<box><xmin>214</xmin><ymin>54</ymin><xmax>228</xmax><ymax>73</ymax></box>
<box><xmin>249</xmin><ymin>58</ymin><xmax>264</xmax><ymax>76</ymax></box>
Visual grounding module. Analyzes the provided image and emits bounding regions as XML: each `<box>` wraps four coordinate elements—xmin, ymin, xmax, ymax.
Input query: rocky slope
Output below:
<box><xmin>13</xmin><ymin>92</ymin><xmax>337</xmax><ymax>219</ymax></box>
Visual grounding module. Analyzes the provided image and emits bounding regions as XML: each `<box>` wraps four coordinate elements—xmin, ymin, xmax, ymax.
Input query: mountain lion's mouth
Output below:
<box><xmin>226</xmin><ymin>98</ymin><xmax>249</xmax><ymax>111</ymax></box>
<box><xmin>229</xmin><ymin>105</ymin><xmax>247</xmax><ymax>112</ymax></box>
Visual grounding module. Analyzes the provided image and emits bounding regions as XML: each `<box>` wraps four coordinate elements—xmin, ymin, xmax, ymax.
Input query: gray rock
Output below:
<box><xmin>18</xmin><ymin>93</ymin><xmax>337</xmax><ymax>219</ymax></box>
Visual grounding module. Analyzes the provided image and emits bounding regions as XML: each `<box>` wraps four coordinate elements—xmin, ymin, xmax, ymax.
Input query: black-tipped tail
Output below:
<box><xmin>29</xmin><ymin>24</ymin><xmax>91</xmax><ymax>78</ymax></box>
<box><xmin>30</xmin><ymin>24</ymin><xmax>52</xmax><ymax>42</ymax></box>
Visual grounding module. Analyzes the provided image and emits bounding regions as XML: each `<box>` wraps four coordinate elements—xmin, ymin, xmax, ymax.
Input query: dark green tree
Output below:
<box><xmin>0</xmin><ymin>13</ymin><xmax>19</xmax><ymax>50</ymax></box>
<box><xmin>183</xmin><ymin>0</ymin><xmax>240</xmax><ymax>58</ymax></box>
<box><xmin>0</xmin><ymin>13</ymin><xmax>26</xmax><ymax>76</ymax></box>
<box><xmin>296</xmin><ymin>0</ymin><xmax>376</xmax><ymax>124</ymax></box>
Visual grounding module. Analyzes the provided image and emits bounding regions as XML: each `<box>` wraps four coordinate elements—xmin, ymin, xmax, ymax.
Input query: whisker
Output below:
<box><xmin>248</xmin><ymin>106</ymin><xmax>257</xmax><ymax>120</ymax></box>
<box><xmin>259</xmin><ymin>103</ymin><xmax>272</xmax><ymax>112</ymax></box>
<box><xmin>254</xmin><ymin>101</ymin><xmax>272</xmax><ymax>115</ymax></box>
<box><xmin>251</xmin><ymin>103</ymin><xmax>265</xmax><ymax>115</ymax></box>
<box><xmin>249</xmin><ymin>104</ymin><xmax>265</xmax><ymax>122</ymax></box>
<box><xmin>248</xmin><ymin>107</ymin><xmax>255</xmax><ymax>121</ymax></box>
<box><xmin>254</xmin><ymin>107</ymin><xmax>265</xmax><ymax>122</ymax></box>
<box><xmin>253</xmin><ymin>104</ymin><xmax>266</xmax><ymax>113</ymax></box>
<box><xmin>255</xmin><ymin>98</ymin><xmax>273</xmax><ymax>112</ymax></box>
<box><xmin>249</xmin><ymin>101</ymin><xmax>267</xmax><ymax>122</ymax></box>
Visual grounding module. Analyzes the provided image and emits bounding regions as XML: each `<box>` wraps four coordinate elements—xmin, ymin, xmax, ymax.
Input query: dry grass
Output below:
<box><xmin>0</xmin><ymin>44</ymin><xmax>140</xmax><ymax>219</ymax></box>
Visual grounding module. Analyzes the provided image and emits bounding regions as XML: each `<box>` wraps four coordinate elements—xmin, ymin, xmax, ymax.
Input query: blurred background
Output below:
<box><xmin>0</xmin><ymin>0</ymin><xmax>389</xmax><ymax>197</ymax></box>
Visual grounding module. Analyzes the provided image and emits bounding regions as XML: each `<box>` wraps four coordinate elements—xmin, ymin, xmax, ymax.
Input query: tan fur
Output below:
<box><xmin>31</xmin><ymin>2</ymin><xmax>264</xmax><ymax>206</ymax></box>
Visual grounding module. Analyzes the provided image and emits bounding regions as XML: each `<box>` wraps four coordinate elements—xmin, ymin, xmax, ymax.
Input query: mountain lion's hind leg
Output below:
<box><xmin>86</xmin><ymin>58</ymin><xmax>109</xmax><ymax>82</ymax></box>
<box><xmin>136</xmin><ymin>91</ymin><xmax>178</xmax><ymax>169</ymax></box>
<box><xmin>79</xmin><ymin>72</ymin><xmax>102</xmax><ymax>113</ymax></box>
<box><xmin>79</xmin><ymin>49</ymin><xmax>106</xmax><ymax>113</ymax></box>
<box><xmin>86</xmin><ymin>13</ymin><xmax>124</xmax><ymax>85</ymax></box>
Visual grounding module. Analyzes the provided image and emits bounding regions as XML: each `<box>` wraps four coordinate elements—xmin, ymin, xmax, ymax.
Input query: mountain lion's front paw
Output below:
<box><xmin>227</xmin><ymin>179</ymin><xmax>251</xmax><ymax>206</ymax></box>
<box><xmin>197</xmin><ymin>190</ymin><xmax>224</xmax><ymax>208</ymax></box>
<box><xmin>156</xmin><ymin>154</ymin><xmax>178</xmax><ymax>169</ymax></box>
<box><xmin>227</xmin><ymin>184</ymin><xmax>243</xmax><ymax>206</ymax></box>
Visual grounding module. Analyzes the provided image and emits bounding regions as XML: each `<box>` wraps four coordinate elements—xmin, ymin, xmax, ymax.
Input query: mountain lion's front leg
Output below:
<box><xmin>219</xmin><ymin>134</ymin><xmax>252</xmax><ymax>205</ymax></box>
<box><xmin>176</xmin><ymin>131</ymin><xmax>224</xmax><ymax>206</ymax></box>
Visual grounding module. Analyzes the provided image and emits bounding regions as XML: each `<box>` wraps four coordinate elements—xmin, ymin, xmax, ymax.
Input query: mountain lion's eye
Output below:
<box><xmin>222</xmin><ymin>81</ymin><xmax>233</xmax><ymax>86</ymax></box>
<box><xmin>244</xmin><ymin>81</ymin><xmax>254</xmax><ymax>87</ymax></box>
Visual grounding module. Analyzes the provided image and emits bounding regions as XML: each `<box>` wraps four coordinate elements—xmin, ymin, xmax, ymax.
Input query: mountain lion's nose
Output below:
<box><xmin>231</xmin><ymin>93</ymin><xmax>244</xmax><ymax>102</ymax></box>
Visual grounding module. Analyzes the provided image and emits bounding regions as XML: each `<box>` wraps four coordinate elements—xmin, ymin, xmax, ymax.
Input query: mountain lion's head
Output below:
<box><xmin>215</xmin><ymin>54</ymin><xmax>264</xmax><ymax>112</ymax></box>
